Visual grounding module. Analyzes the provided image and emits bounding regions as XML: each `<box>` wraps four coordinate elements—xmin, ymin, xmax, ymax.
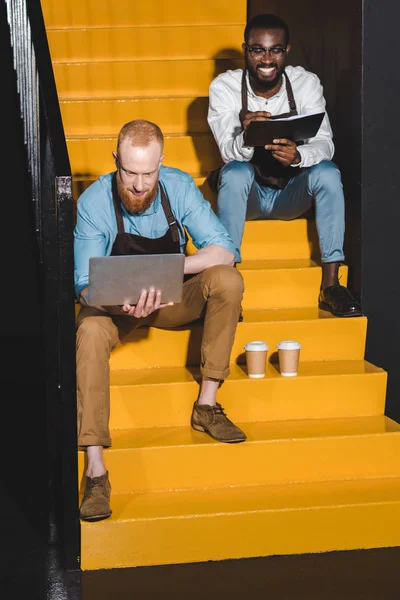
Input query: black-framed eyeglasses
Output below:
<box><xmin>246</xmin><ymin>45</ymin><xmax>287</xmax><ymax>58</ymax></box>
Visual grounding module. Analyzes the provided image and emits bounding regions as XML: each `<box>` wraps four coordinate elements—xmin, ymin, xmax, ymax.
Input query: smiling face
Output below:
<box><xmin>243</xmin><ymin>27</ymin><xmax>290</xmax><ymax>95</ymax></box>
<box><xmin>113</xmin><ymin>138</ymin><xmax>164</xmax><ymax>214</ymax></box>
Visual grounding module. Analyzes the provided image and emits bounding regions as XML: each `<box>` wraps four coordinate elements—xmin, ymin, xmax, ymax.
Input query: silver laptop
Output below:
<box><xmin>88</xmin><ymin>254</ymin><xmax>185</xmax><ymax>306</ymax></box>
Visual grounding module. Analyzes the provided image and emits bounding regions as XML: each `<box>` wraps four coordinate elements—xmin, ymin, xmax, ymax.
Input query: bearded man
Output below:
<box><xmin>75</xmin><ymin>119</ymin><xmax>246</xmax><ymax>522</ymax></box>
<box><xmin>207</xmin><ymin>13</ymin><xmax>362</xmax><ymax>318</ymax></box>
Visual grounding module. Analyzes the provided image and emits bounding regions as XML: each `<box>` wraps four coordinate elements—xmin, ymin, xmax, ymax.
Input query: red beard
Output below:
<box><xmin>117</xmin><ymin>174</ymin><xmax>159</xmax><ymax>214</ymax></box>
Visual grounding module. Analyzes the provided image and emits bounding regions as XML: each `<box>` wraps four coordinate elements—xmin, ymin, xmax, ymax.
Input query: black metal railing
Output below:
<box><xmin>5</xmin><ymin>0</ymin><xmax>79</xmax><ymax>571</ymax></box>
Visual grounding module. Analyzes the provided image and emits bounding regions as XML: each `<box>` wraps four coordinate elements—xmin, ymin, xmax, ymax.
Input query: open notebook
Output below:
<box><xmin>244</xmin><ymin>111</ymin><xmax>325</xmax><ymax>147</ymax></box>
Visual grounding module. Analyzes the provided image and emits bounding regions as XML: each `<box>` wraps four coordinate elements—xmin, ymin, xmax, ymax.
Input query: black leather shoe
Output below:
<box><xmin>318</xmin><ymin>284</ymin><xmax>362</xmax><ymax>317</ymax></box>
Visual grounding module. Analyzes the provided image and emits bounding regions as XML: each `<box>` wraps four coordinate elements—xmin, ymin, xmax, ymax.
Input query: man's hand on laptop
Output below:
<box><xmin>121</xmin><ymin>288</ymin><xmax>173</xmax><ymax>318</ymax></box>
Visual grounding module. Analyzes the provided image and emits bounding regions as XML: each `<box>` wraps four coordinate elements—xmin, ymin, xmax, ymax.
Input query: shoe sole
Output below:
<box><xmin>318</xmin><ymin>301</ymin><xmax>363</xmax><ymax>318</ymax></box>
<box><xmin>191</xmin><ymin>421</ymin><xmax>246</xmax><ymax>444</ymax></box>
<box><xmin>80</xmin><ymin>511</ymin><xmax>112</xmax><ymax>522</ymax></box>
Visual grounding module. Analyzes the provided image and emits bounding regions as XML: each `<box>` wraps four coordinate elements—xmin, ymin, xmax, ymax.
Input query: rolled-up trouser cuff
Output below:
<box><xmin>321</xmin><ymin>253</ymin><xmax>345</xmax><ymax>263</ymax></box>
<box><xmin>78</xmin><ymin>434</ymin><xmax>111</xmax><ymax>449</ymax></box>
<box><xmin>201</xmin><ymin>365</ymin><xmax>230</xmax><ymax>381</ymax></box>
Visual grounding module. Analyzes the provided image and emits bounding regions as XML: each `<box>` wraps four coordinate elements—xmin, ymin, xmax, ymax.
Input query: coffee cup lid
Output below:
<box><xmin>244</xmin><ymin>340</ymin><xmax>268</xmax><ymax>352</ymax></box>
<box><xmin>277</xmin><ymin>340</ymin><xmax>301</xmax><ymax>350</ymax></box>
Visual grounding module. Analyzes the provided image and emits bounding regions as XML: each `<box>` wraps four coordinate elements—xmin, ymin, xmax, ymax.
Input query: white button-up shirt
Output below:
<box><xmin>207</xmin><ymin>66</ymin><xmax>334</xmax><ymax>168</ymax></box>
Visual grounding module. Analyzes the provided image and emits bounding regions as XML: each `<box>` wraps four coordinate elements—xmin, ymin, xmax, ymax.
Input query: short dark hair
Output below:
<box><xmin>244</xmin><ymin>13</ymin><xmax>290</xmax><ymax>46</ymax></box>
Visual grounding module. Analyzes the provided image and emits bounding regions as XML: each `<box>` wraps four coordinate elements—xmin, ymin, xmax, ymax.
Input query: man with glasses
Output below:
<box><xmin>207</xmin><ymin>13</ymin><xmax>362</xmax><ymax>317</ymax></box>
<box><xmin>75</xmin><ymin>119</ymin><xmax>246</xmax><ymax>522</ymax></box>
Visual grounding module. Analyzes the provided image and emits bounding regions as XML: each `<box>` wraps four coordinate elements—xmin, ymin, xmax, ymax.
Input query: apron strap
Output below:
<box><xmin>160</xmin><ymin>184</ymin><xmax>180</xmax><ymax>244</ymax></box>
<box><xmin>284</xmin><ymin>72</ymin><xmax>297</xmax><ymax>114</ymax></box>
<box><xmin>241</xmin><ymin>69</ymin><xmax>248</xmax><ymax>113</ymax></box>
<box><xmin>111</xmin><ymin>172</ymin><xmax>125</xmax><ymax>234</ymax></box>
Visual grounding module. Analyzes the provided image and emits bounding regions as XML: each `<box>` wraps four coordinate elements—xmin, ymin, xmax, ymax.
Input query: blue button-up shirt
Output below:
<box><xmin>74</xmin><ymin>165</ymin><xmax>235</xmax><ymax>297</ymax></box>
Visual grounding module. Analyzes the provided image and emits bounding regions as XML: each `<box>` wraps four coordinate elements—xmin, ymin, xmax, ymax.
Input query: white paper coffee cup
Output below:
<box><xmin>244</xmin><ymin>341</ymin><xmax>269</xmax><ymax>378</ymax></box>
<box><xmin>277</xmin><ymin>340</ymin><xmax>301</xmax><ymax>377</ymax></box>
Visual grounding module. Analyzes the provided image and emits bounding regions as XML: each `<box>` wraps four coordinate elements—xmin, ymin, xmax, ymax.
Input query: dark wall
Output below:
<box><xmin>0</xmin><ymin>1</ymin><xmax>49</xmax><ymax>586</ymax></box>
<box><xmin>362</xmin><ymin>0</ymin><xmax>400</xmax><ymax>422</ymax></box>
<box><xmin>248</xmin><ymin>0</ymin><xmax>362</xmax><ymax>297</ymax></box>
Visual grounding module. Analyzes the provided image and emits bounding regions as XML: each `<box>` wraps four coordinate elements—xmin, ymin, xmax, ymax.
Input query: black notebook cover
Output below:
<box><xmin>243</xmin><ymin>111</ymin><xmax>325</xmax><ymax>147</ymax></box>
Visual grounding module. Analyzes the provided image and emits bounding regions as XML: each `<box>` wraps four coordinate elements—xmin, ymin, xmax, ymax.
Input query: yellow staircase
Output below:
<box><xmin>42</xmin><ymin>0</ymin><xmax>400</xmax><ymax>571</ymax></box>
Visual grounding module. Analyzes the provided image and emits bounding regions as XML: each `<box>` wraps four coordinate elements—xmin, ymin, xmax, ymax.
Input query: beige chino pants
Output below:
<box><xmin>76</xmin><ymin>265</ymin><xmax>244</xmax><ymax>447</ymax></box>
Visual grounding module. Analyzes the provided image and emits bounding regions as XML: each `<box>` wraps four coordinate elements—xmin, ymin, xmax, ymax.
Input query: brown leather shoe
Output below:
<box><xmin>191</xmin><ymin>401</ymin><xmax>247</xmax><ymax>443</ymax></box>
<box><xmin>80</xmin><ymin>471</ymin><xmax>112</xmax><ymax>522</ymax></box>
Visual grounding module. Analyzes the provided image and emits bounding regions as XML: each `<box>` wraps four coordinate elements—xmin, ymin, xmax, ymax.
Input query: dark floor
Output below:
<box><xmin>1</xmin><ymin>539</ymin><xmax>399</xmax><ymax>600</ymax></box>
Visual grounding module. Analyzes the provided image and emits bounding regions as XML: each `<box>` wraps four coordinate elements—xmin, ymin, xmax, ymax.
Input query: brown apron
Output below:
<box><xmin>241</xmin><ymin>69</ymin><xmax>303</xmax><ymax>189</ymax></box>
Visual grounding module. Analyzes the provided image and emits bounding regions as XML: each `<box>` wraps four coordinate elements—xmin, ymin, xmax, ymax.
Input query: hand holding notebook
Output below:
<box><xmin>243</xmin><ymin>111</ymin><xmax>325</xmax><ymax>147</ymax></box>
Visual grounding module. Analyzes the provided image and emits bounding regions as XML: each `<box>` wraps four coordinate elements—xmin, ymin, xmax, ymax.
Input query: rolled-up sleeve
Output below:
<box><xmin>208</xmin><ymin>78</ymin><xmax>254</xmax><ymax>163</ymax></box>
<box><xmin>74</xmin><ymin>200</ymin><xmax>108</xmax><ymax>298</ymax></box>
<box><xmin>179</xmin><ymin>178</ymin><xmax>236</xmax><ymax>255</ymax></box>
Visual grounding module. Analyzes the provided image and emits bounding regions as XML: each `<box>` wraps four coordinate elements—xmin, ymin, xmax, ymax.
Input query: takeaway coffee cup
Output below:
<box><xmin>277</xmin><ymin>340</ymin><xmax>301</xmax><ymax>377</ymax></box>
<box><xmin>244</xmin><ymin>341</ymin><xmax>269</xmax><ymax>378</ymax></box>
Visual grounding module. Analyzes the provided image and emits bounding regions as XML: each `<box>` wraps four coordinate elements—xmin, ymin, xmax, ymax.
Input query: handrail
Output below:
<box><xmin>5</xmin><ymin>0</ymin><xmax>79</xmax><ymax>571</ymax></box>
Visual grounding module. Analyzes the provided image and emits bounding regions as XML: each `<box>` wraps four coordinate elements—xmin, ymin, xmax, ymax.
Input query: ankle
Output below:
<box><xmin>86</xmin><ymin>467</ymin><xmax>106</xmax><ymax>479</ymax></box>
<box><xmin>321</xmin><ymin>262</ymin><xmax>340</xmax><ymax>289</ymax></box>
<box><xmin>86</xmin><ymin>445</ymin><xmax>106</xmax><ymax>478</ymax></box>
<box><xmin>197</xmin><ymin>376</ymin><xmax>219</xmax><ymax>406</ymax></box>
<box><xmin>197</xmin><ymin>397</ymin><xmax>216</xmax><ymax>407</ymax></box>
<box><xmin>321</xmin><ymin>280</ymin><xmax>339</xmax><ymax>290</ymax></box>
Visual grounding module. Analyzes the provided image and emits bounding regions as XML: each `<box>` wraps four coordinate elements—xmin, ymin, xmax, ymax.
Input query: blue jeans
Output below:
<box><xmin>217</xmin><ymin>160</ymin><xmax>345</xmax><ymax>264</ymax></box>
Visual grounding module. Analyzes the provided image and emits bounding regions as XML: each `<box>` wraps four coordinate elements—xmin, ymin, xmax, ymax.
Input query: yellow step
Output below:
<box><xmin>182</xmin><ymin>208</ymin><xmax>321</xmax><ymax>259</ymax></box>
<box><xmin>78</xmin><ymin>416</ymin><xmax>400</xmax><ymax>493</ymax></box>
<box><xmin>239</xmin><ymin>260</ymin><xmax>347</xmax><ymax>309</ymax></box>
<box><xmin>61</xmin><ymin>96</ymin><xmax>210</xmax><ymax>137</ymax></box>
<box><xmin>240</xmin><ymin>219</ymin><xmax>320</xmax><ymax>261</ymax></box>
<box><xmin>108</xmin><ymin>310</ymin><xmax>367</xmax><ymax>370</ymax></box>
<box><xmin>80</xmin><ymin>477</ymin><xmax>400</xmax><ymax>569</ymax></box>
<box><xmin>108</xmin><ymin>361</ymin><xmax>387</xmax><ymax>430</ymax></box>
<box><xmin>47</xmin><ymin>25</ymin><xmax>244</xmax><ymax>62</ymax></box>
<box><xmin>185</xmin><ymin>226</ymin><xmax>320</xmax><ymax>260</ymax></box>
<box><xmin>66</xmin><ymin>133</ymin><xmax>221</xmax><ymax>179</ymax></box>
<box><xmin>52</xmin><ymin>58</ymin><xmax>244</xmax><ymax>100</ymax></box>
<box><xmin>42</xmin><ymin>0</ymin><xmax>247</xmax><ymax>29</ymax></box>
